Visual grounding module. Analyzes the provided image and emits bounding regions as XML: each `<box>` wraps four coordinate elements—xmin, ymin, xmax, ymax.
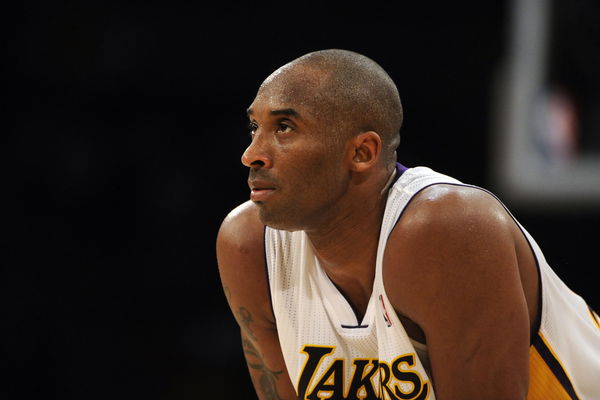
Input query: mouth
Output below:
<box><xmin>250</xmin><ymin>187</ymin><xmax>275</xmax><ymax>202</ymax></box>
<box><xmin>248</xmin><ymin>180</ymin><xmax>277</xmax><ymax>202</ymax></box>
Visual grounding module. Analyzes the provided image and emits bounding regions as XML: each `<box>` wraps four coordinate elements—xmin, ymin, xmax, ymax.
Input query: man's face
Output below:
<box><xmin>242</xmin><ymin>70</ymin><xmax>351</xmax><ymax>232</ymax></box>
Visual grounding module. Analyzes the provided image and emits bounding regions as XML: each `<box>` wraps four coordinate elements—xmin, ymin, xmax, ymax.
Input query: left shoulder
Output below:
<box><xmin>381</xmin><ymin>182</ymin><xmax>525</xmax><ymax>334</ymax></box>
<box><xmin>383</xmin><ymin>183</ymin><xmax>531</xmax><ymax>398</ymax></box>
<box><xmin>383</xmin><ymin>182</ymin><xmax>519</xmax><ymax>296</ymax></box>
<box><xmin>395</xmin><ymin>183</ymin><xmax>514</xmax><ymax>240</ymax></box>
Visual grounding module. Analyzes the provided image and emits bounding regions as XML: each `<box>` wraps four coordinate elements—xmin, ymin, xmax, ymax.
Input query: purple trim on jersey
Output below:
<box><xmin>395</xmin><ymin>162</ymin><xmax>408</xmax><ymax>182</ymax></box>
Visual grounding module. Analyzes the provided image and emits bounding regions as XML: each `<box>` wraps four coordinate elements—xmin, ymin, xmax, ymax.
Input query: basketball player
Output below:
<box><xmin>216</xmin><ymin>49</ymin><xmax>600</xmax><ymax>400</ymax></box>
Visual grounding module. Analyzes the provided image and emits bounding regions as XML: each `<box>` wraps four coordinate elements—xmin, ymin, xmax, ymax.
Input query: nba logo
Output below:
<box><xmin>379</xmin><ymin>294</ymin><xmax>392</xmax><ymax>327</ymax></box>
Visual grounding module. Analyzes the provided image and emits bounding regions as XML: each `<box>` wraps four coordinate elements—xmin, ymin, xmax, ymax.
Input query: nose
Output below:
<box><xmin>241</xmin><ymin>132</ymin><xmax>273</xmax><ymax>169</ymax></box>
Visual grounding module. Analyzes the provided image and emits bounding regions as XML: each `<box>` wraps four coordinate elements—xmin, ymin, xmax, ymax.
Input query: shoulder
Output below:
<box><xmin>217</xmin><ymin>200</ymin><xmax>265</xmax><ymax>252</ymax></box>
<box><xmin>216</xmin><ymin>200</ymin><xmax>266</xmax><ymax>282</ymax></box>
<box><xmin>397</xmin><ymin>183</ymin><xmax>513</xmax><ymax>239</ymax></box>
<box><xmin>384</xmin><ymin>184</ymin><xmax>533</xmax><ymax>398</ymax></box>
<box><xmin>384</xmin><ymin>183</ymin><xmax>519</xmax><ymax>318</ymax></box>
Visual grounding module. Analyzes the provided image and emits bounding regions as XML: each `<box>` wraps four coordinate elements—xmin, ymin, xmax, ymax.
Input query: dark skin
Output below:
<box><xmin>217</xmin><ymin>64</ymin><xmax>539</xmax><ymax>400</ymax></box>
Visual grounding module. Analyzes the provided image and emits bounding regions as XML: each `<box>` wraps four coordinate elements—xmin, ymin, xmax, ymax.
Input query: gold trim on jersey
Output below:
<box><xmin>588</xmin><ymin>306</ymin><xmax>600</xmax><ymax>331</ymax></box>
<box><xmin>527</xmin><ymin>332</ymin><xmax>580</xmax><ymax>400</ymax></box>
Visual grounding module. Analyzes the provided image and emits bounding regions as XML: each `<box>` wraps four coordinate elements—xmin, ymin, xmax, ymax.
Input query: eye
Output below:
<box><xmin>248</xmin><ymin>122</ymin><xmax>258</xmax><ymax>137</ymax></box>
<box><xmin>276</xmin><ymin>122</ymin><xmax>293</xmax><ymax>134</ymax></box>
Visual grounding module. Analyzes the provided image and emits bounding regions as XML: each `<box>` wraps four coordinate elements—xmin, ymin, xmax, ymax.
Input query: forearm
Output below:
<box><xmin>241</xmin><ymin>331</ymin><xmax>296</xmax><ymax>400</ymax></box>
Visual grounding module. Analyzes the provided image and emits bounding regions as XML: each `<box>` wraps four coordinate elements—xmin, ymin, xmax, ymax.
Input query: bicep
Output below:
<box><xmin>420</xmin><ymin>243</ymin><xmax>530</xmax><ymax>400</ymax></box>
<box><xmin>216</xmin><ymin>202</ymin><xmax>272</xmax><ymax>329</ymax></box>
<box><xmin>386</xmin><ymin>187</ymin><xmax>530</xmax><ymax>400</ymax></box>
<box><xmin>216</xmin><ymin>202</ymin><xmax>296</xmax><ymax>399</ymax></box>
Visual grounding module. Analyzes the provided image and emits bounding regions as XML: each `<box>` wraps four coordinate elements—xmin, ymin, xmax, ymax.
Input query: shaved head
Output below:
<box><xmin>256</xmin><ymin>49</ymin><xmax>403</xmax><ymax>163</ymax></box>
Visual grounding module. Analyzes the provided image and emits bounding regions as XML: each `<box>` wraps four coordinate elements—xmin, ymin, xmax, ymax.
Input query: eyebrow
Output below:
<box><xmin>246</xmin><ymin>107</ymin><xmax>301</xmax><ymax>118</ymax></box>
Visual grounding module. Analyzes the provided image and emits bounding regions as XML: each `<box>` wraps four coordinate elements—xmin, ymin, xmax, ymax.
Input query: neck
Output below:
<box><xmin>306</xmin><ymin>166</ymin><xmax>396</xmax><ymax>275</ymax></box>
<box><xmin>305</xmin><ymin>166</ymin><xmax>396</xmax><ymax>320</ymax></box>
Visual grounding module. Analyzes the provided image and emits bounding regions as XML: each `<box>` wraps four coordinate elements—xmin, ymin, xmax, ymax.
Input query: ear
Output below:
<box><xmin>349</xmin><ymin>131</ymin><xmax>382</xmax><ymax>172</ymax></box>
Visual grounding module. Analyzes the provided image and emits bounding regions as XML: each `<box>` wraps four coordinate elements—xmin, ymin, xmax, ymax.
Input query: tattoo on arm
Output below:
<box><xmin>242</xmin><ymin>335</ymin><xmax>285</xmax><ymax>400</ymax></box>
<box><xmin>236</xmin><ymin>307</ymin><xmax>257</xmax><ymax>341</ymax></box>
<box><xmin>222</xmin><ymin>286</ymin><xmax>257</xmax><ymax>341</ymax></box>
<box><xmin>234</xmin><ymin>306</ymin><xmax>286</xmax><ymax>400</ymax></box>
<box><xmin>223</xmin><ymin>285</ymin><xmax>286</xmax><ymax>399</ymax></box>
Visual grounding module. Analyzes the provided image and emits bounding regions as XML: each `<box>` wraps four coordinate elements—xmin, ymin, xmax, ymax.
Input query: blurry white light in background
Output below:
<box><xmin>492</xmin><ymin>0</ymin><xmax>600</xmax><ymax>211</ymax></box>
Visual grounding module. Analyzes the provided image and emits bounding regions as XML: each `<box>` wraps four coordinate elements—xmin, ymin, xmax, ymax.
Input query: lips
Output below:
<box><xmin>248</xmin><ymin>179</ymin><xmax>276</xmax><ymax>202</ymax></box>
<box><xmin>250</xmin><ymin>188</ymin><xmax>275</xmax><ymax>202</ymax></box>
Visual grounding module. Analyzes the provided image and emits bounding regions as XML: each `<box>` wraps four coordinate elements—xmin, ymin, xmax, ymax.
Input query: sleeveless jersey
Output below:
<box><xmin>264</xmin><ymin>165</ymin><xmax>600</xmax><ymax>400</ymax></box>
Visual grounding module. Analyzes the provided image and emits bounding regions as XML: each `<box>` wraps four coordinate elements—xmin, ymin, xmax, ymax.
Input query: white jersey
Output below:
<box><xmin>264</xmin><ymin>166</ymin><xmax>600</xmax><ymax>400</ymax></box>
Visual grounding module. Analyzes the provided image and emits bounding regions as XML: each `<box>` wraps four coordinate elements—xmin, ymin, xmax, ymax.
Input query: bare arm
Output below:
<box><xmin>384</xmin><ymin>185</ymin><xmax>533</xmax><ymax>400</ymax></box>
<box><xmin>216</xmin><ymin>201</ymin><xmax>296</xmax><ymax>400</ymax></box>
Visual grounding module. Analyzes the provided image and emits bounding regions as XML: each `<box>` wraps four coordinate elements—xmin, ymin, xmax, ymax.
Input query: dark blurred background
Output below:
<box><xmin>5</xmin><ymin>1</ymin><xmax>599</xmax><ymax>399</ymax></box>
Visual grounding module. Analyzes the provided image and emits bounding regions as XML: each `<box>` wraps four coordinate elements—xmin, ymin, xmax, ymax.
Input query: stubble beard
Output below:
<box><xmin>256</xmin><ymin>201</ymin><xmax>306</xmax><ymax>232</ymax></box>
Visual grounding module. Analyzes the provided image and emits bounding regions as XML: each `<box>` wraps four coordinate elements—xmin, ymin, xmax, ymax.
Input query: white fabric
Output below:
<box><xmin>265</xmin><ymin>166</ymin><xmax>600</xmax><ymax>399</ymax></box>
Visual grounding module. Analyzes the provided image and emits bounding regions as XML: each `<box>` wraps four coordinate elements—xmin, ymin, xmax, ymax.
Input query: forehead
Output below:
<box><xmin>249</xmin><ymin>65</ymin><xmax>327</xmax><ymax>118</ymax></box>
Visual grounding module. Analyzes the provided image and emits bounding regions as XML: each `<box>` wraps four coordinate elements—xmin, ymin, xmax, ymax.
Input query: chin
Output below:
<box><xmin>258</xmin><ymin>206</ymin><xmax>305</xmax><ymax>232</ymax></box>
